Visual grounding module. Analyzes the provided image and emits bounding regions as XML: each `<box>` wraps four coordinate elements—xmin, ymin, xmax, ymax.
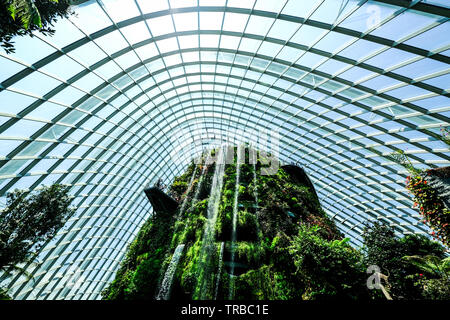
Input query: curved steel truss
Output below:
<box><xmin>0</xmin><ymin>0</ymin><xmax>449</xmax><ymax>299</ymax></box>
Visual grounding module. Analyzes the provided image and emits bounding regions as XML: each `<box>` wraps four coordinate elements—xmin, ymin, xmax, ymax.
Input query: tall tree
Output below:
<box><xmin>0</xmin><ymin>184</ymin><xmax>74</xmax><ymax>270</ymax></box>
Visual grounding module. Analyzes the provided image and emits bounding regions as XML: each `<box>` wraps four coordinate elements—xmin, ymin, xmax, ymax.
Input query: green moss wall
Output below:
<box><xmin>102</xmin><ymin>146</ymin><xmax>368</xmax><ymax>300</ymax></box>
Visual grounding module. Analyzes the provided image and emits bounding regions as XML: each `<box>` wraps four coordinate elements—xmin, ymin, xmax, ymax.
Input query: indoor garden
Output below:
<box><xmin>101</xmin><ymin>146</ymin><xmax>450</xmax><ymax>301</ymax></box>
<box><xmin>0</xmin><ymin>0</ymin><xmax>448</xmax><ymax>302</ymax></box>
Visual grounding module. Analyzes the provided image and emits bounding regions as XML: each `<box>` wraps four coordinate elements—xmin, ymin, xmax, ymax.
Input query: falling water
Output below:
<box><xmin>228</xmin><ymin>144</ymin><xmax>243</xmax><ymax>300</ymax></box>
<box><xmin>196</xmin><ymin>147</ymin><xmax>227</xmax><ymax>299</ymax></box>
<box><xmin>178</xmin><ymin>164</ymin><xmax>199</xmax><ymax>217</ymax></box>
<box><xmin>174</xmin><ymin>152</ymin><xmax>211</xmax><ymax>241</ymax></box>
<box><xmin>155</xmin><ymin>244</ymin><xmax>185</xmax><ymax>300</ymax></box>
<box><xmin>214</xmin><ymin>242</ymin><xmax>225</xmax><ymax>300</ymax></box>
<box><xmin>252</xmin><ymin>148</ymin><xmax>259</xmax><ymax>211</ymax></box>
<box><xmin>204</xmin><ymin>147</ymin><xmax>226</xmax><ymax>224</ymax></box>
<box><xmin>191</xmin><ymin>152</ymin><xmax>211</xmax><ymax>207</ymax></box>
<box><xmin>170</xmin><ymin>164</ymin><xmax>199</xmax><ymax>247</ymax></box>
<box><xmin>171</xmin><ymin>165</ymin><xmax>197</xmax><ymax>246</ymax></box>
<box><xmin>157</xmin><ymin>153</ymin><xmax>209</xmax><ymax>298</ymax></box>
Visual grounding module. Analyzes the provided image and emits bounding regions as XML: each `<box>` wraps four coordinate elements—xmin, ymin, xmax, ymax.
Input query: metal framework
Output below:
<box><xmin>0</xmin><ymin>0</ymin><xmax>448</xmax><ymax>300</ymax></box>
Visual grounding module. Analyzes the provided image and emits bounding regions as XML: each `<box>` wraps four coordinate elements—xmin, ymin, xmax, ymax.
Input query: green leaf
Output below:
<box><xmin>8</xmin><ymin>3</ymin><xmax>17</xmax><ymax>20</ymax></box>
<box><xmin>8</xmin><ymin>0</ymin><xmax>43</xmax><ymax>29</ymax></box>
<box><xmin>31</xmin><ymin>8</ymin><xmax>42</xmax><ymax>28</ymax></box>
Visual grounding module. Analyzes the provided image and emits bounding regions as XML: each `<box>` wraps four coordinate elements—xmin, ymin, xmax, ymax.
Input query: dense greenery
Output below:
<box><xmin>362</xmin><ymin>221</ymin><xmax>447</xmax><ymax>299</ymax></box>
<box><xmin>289</xmin><ymin>226</ymin><xmax>368</xmax><ymax>300</ymax></box>
<box><xmin>0</xmin><ymin>184</ymin><xmax>74</xmax><ymax>270</ymax></box>
<box><xmin>101</xmin><ymin>198</ymin><xmax>179</xmax><ymax>299</ymax></box>
<box><xmin>0</xmin><ymin>183</ymin><xmax>73</xmax><ymax>300</ymax></box>
<box><xmin>103</xmin><ymin>147</ymin><xmax>448</xmax><ymax>300</ymax></box>
<box><xmin>1</xmin><ymin>0</ymin><xmax>72</xmax><ymax>54</ymax></box>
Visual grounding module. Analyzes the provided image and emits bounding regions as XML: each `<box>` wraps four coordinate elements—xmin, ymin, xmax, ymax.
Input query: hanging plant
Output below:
<box><xmin>406</xmin><ymin>172</ymin><xmax>450</xmax><ymax>247</ymax></box>
<box><xmin>388</xmin><ymin>147</ymin><xmax>449</xmax><ymax>248</ymax></box>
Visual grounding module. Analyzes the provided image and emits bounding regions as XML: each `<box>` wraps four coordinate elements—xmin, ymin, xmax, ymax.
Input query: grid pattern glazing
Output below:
<box><xmin>0</xmin><ymin>0</ymin><xmax>449</xmax><ymax>299</ymax></box>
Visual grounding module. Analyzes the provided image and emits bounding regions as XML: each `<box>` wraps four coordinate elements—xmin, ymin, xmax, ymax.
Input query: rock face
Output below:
<box><xmin>101</xmin><ymin>146</ymin><xmax>349</xmax><ymax>300</ymax></box>
<box><xmin>144</xmin><ymin>187</ymin><xmax>179</xmax><ymax>214</ymax></box>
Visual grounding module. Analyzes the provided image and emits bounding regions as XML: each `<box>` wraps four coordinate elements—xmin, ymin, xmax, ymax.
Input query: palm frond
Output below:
<box><xmin>403</xmin><ymin>255</ymin><xmax>437</xmax><ymax>275</ymax></box>
<box><xmin>403</xmin><ymin>255</ymin><xmax>450</xmax><ymax>277</ymax></box>
<box><xmin>7</xmin><ymin>0</ymin><xmax>42</xmax><ymax>29</ymax></box>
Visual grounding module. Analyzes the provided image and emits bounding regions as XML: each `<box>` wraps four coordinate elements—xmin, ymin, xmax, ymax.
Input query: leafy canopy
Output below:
<box><xmin>1</xmin><ymin>0</ymin><xmax>72</xmax><ymax>53</ymax></box>
<box><xmin>0</xmin><ymin>184</ymin><xmax>74</xmax><ymax>270</ymax></box>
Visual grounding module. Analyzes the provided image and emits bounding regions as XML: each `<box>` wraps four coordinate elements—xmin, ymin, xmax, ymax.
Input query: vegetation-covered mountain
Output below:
<box><xmin>102</xmin><ymin>146</ymin><xmax>447</xmax><ymax>300</ymax></box>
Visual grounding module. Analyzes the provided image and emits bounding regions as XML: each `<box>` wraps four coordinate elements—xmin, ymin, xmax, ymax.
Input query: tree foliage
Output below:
<box><xmin>403</xmin><ymin>255</ymin><xmax>450</xmax><ymax>279</ymax></box>
<box><xmin>0</xmin><ymin>0</ymin><xmax>72</xmax><ymax>54</ymax></box>
<box><xmin>289</xmin><ymin>225</ymin><xmax>369</xmax><ymax>300</ymax></box>
<box><xmin>0</xmin><ymin>184</ymin><xmax>74</xmax><ymax>270</ymax></box>
<box><xmin>402</xmin><ymin>255</ymin><xmax>450</xmax><ymax>300</ymax></box>
<box><xmin>362</xmin><ymin>221</ymin><xmax>446</xmax><ymax>299</ymax></box>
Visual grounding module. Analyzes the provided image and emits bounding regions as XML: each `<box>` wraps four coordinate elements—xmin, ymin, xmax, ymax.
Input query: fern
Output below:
<box><xmin>403</xmin><ymin>255</ymin><xmax>450</xmax><ymax>278</ymax></box>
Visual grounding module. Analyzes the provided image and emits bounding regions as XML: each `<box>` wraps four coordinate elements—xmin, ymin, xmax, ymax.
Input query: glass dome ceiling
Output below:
<box><xmin>0</xmin><ymin>0</ymin><xmax>449</xmax><ymax>300</ymax></box>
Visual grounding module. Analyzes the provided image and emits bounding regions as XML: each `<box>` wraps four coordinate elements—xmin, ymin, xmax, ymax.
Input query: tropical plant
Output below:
<box><xmin>406</xmin><ymin>173</ymin><xmax>449</xmax><ymax>247</ymax></box>
<box><xmin>169</xmin><ymin>180</ymin><xmax>188</xmax><ymax>201</ymax></box>
<box><xmin>403</xmin><ymin>255</ymin><xmax>450</xmax><ymax>300</ymax></box>
<box><xmin>8</xmin><ymin>0</ymin><xmax>44</xmax><ymax>29</ymax></box>
<box><xmin>289</xmin><ymin>225</ymin><xmax>369</xmax><ymax>300</ymax></box>
<box><xmin>0</xmin><ymin>0</ymin><xmax>72</xmax><ymax>54</ymax></box>
<box><xmin>387</xmin><ymin>146</ymin><xmax>449</xmax><ymax>247</ymax></box>
<box><xmin>419</xmin><ymin>277</ymin><xmax>450</xmax><ymax>299</ymax></box>
<box><xmin>363</xmin><ymin>221</ymin><xmax>446</xmax><ymax>299</ymax></box>
<box><xmin>402</xmin><ymin>255</ymin><xmax>450</xmax><ymax>279</ymax></box>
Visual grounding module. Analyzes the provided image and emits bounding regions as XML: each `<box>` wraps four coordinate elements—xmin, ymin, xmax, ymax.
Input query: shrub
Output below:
<box><xmin>419</xmin><ymin>278</ymin><xmax>450</xmax><ymax>300</ymax></box>
<box><xmin>237</xmin><ymin>210</ymin><xmax>259</xmax><ymax>241</ymax></box>
<box><xmin>170</xmin><ymin>180</ymin><xmax>188</xmax><ymax>201</ymax></box>
<box><xmin>363</xmin><ymin>221</ymin><xmax>446</xmax><ymax>299</ymax></box>
<box><xmin>128</xmin><ymin>251</ymin><xmax>164</xmax><ymax>299</ymax></box>
<box><xmin>234</xmin><ymin>265</ymin><xmax>299</xmax><ymax>300</ymax></box>
<box><xmin>289</xmin><ymin>225</ymin><xmax>368</xmax><ymax>300</ymax></box>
